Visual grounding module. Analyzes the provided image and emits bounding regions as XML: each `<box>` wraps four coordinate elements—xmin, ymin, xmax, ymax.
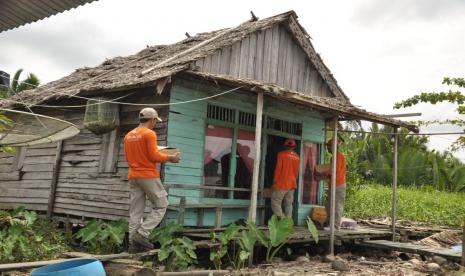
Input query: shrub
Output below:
<box><xmin>345</xmin><ymin>184</ymin><xmax>465</xmax><ymax>227</ymax></box>
<box><xmin>0</xmin><ymin>207</ymin><xmax>67</xmax><ymax>263</ymax></box>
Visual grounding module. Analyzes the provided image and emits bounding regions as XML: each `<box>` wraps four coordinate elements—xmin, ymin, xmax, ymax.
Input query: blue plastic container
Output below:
<box><xmin>31</xmin><ymin>258</ymin><xmax>106</xmax><ymax>276</ymax></box>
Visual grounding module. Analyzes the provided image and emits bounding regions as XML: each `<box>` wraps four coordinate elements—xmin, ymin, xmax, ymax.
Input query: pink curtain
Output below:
<box><xmin>302</xmin><ymin>143</ymin><xmax>318</xmax><ymax>204</ymax></box>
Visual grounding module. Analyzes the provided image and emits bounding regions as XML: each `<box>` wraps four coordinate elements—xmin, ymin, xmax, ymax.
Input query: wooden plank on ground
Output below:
<box><xmin>361</xmin><ymin>240</ymin><xmax>461</xmax><ymax>262</ymax></box>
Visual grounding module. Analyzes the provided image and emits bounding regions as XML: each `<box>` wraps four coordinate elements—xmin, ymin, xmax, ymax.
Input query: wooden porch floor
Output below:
<box><xmin>185</xmin><ymin>225</ymin><xmax>392</xmax><ymax>244</ymax></box>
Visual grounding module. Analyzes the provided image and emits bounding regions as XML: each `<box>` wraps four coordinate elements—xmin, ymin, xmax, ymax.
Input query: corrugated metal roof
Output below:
<box><xmin>0</xmin><ymin>0</ymin><xmax>97</xmax><ymax>33</ymax></box>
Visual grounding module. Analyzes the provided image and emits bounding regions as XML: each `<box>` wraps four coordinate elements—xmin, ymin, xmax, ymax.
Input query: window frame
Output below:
<box><xmin>202</xmin><ymin>103</ymin><xmax>307</xmax><ymax>205</ymax></box>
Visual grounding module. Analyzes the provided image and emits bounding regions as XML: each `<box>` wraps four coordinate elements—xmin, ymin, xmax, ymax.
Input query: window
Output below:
<box><xmin>301</xmin><ymin>141</ymin><xmax>323</xmax><ymax>204</ymax></box>
<box><xmin>203</xmin><ymin>125</ymin><xmax>233</xmax><ymax>198</ymax></box>
<box><xmin>266</xmin><ymin>117</ymin><xmax>302</xmax><ymax>136</ymax></box>
<box><xmin>234</xmin><ymin>130</ymin><xmax>256</xmax><ymax>199</ymax></box>
<box><xmin>207</xmin><ymin>104</ymin><xmax>235</xmax><ymax>123</ymax></box>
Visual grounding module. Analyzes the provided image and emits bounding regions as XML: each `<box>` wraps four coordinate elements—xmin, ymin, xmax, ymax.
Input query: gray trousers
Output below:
<box><xmin>271</xmin><ymin>189</ymin><xmax>295</xmax><ymax>218</ymax></box>
<box><xmin>325</xmin><ymin>185</ymin><xmax>346</xmax><ymax>229</ymax></box>
<box><xmin>129</xmin><ymin>178</ymin><xmax>168</xmax><ymax>240</ymax></box>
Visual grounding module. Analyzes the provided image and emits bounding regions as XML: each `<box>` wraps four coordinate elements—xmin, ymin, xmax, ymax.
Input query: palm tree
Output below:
<box><xmin>0</xmin><ymin>69</ymin><xmax>40</xmax><ymax>98</ymax></box>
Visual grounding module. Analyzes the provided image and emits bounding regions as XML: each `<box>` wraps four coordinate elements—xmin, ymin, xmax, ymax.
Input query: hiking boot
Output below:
<box><xmin>131</xmin><ymin>232</ymin><xmax>154</xmax><ymax>250</ymax></box>
<box><xmin>128</xmin><ymin>242</ymin><xmax>145</xmax><ymax>254</ymax></box>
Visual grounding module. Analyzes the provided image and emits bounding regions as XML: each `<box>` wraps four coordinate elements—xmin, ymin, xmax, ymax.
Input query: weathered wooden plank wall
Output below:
<box><xmin>0</xmin><ymin>143</ymin><xmax>56</xmax><ymax>212</ymax></box>
<box><xmin>0</xmin><ymin>87</ymin><xmax>170</xmax><ymax>221</ymax></box>
<box><xmin>195</xmin><ymin>24</ymin><xmax>332</xmax><ymax>98</ymax></box>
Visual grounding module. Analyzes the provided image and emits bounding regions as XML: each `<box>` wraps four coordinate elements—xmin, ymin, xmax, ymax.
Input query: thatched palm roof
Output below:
<box><xmin>1</xmin><ymin>11</ymin><xmax>347</xmax><ymax>108</ymax></box>
<box><xmin>0</xmin><ymin>10</ymin><xmax>418</xmax><ymax>131</ymax></box>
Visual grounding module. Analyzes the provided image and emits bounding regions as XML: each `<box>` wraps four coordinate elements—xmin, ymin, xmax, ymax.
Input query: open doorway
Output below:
<box><xmin>263</xmin><ymin>134</ymin><xmax>300</xmax><ymax>223</ymax></box>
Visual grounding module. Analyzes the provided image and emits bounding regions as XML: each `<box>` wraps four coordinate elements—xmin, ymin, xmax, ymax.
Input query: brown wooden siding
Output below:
<box><xmin>195</xmin><ymin>24</ymin><xmax>333</xmax><ymax>97</ymax></box>
<box><xmin>0</xmin><ymin>143</ymin><xmax>57</xmax><ymax>211</ymax></box>
<box><xmin>0</xmin><ymin>87</ymin><xmax>169</xmax><ymax>221</ymax></box>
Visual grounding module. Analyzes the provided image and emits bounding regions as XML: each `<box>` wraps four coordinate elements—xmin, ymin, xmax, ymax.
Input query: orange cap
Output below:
<box><xmin>284</xmin><ymin>138</ymin><xmax>296</xmax><ymax>147</ymax></box>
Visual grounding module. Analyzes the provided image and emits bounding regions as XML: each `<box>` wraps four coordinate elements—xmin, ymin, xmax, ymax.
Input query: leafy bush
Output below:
<box><xmin>75</xmin><ymin>219</ymin><xmax>127</xmax><ymax>254</ymax></box>
<box><xmin>248</xmin><ymin>215</ymin><xmax>294</xmax><ymax>262</ymax></box>
<box><xmin>149</xmin><ymin>223</ymin><xmax>197</xmax><ymax>271</ymax></box>
<box><xmin>0</xmin><ymin>207</ymin><xmax>67</xmax><ymax>263</ymax></box>
<box><xmin>345</xmin><ymin>184</ymin><xmax>465</xmax><ymax>226</ymax></box>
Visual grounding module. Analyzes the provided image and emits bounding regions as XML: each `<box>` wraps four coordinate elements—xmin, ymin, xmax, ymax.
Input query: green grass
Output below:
<box><xmin>345</xmin><ymin>184</ymin><xmax>465</xmax><ymax>227</ymax></box>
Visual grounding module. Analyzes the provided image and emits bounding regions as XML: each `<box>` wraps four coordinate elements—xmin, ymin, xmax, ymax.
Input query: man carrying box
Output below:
<box><xmin>124</xmin><ymin>107</ymin><xmax>180</xmax><ymax>253</ymax></box>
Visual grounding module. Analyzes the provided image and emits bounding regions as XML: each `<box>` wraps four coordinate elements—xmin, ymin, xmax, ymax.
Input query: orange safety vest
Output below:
<box><xmin>124</xmin><ymin>127</ymin><xmax>169</xmax><ymax>179</ymax></box>
<box><xmin>273</xmin><ymin>150</ymin><xmax>300</xmax><ymax>190</ymax></box>
<box><xmin>325</xmin><ymin>152</ymin><xmax>346</xmax><ymax>186</ymax></box>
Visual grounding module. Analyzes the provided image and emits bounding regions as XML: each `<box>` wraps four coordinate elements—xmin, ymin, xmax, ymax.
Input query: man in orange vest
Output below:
<box><xmin>271</xmin><ymin>138</ymin><xmax>300</xmax><ymax>219</ymax></box>
<box><xmin>124</xmin><ymin>107</ymin><xmax>180</xmax><ymax>253</ymax></box>
<box><xmin>324</xmin><ymin>138</ymin><xmax>346</xmax><ymax>229</ymax></box>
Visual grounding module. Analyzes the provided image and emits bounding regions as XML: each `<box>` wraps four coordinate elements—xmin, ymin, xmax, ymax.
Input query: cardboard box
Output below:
<box><xmin>315</xmin><ymin>164</ymin><xmax>331</xmax><ymax>173</ymax></box>
<box><xmin>158</xmin><ymin>146</ymin><xmax>180</xmax><ymax>155</ymax></box>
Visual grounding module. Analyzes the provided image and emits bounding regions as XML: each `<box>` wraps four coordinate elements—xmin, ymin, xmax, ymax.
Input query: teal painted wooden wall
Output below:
<box><xmin>164</xmin><ymin>78</ymin><xmax>327</xmax><ymax>226</ymax></box>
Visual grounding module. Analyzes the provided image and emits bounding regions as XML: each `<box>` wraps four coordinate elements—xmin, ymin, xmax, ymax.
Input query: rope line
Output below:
<box><xmin>2</xmin><ymin>86</ymin><xmax>243</xmax><ymax>108</ymax></box>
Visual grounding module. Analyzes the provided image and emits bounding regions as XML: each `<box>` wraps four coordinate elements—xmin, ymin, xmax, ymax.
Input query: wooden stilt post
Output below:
<box><xmin>248</xmin><ymin>91</ymin><xmax>264</xmax><ymax>223</ymax></box>
<box><xmin>461</xmin><ymin>221</ymin><xmax>465</xmax><ymax>266</ymax></box>
<box><xmin>47</xmin><ymin>140</ymin><xmax>63</xmax><ymax>218</ymax></box>
<box><xmin>248</xmin><ymin>91</ymin><xmax>264</xmax><ymax>265</ymax></box>
<box><xmin>329</xmin><ymin>117</ymin><xmax>338</xmax><ymax>256</ymax></box>
<box><xmin>391</xmin><ymin>127</ymin><xmax>398</xmax><ymax>241</ymax></box>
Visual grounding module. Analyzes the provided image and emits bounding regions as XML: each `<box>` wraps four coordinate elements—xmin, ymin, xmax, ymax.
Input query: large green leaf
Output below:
<box><xmin>75</xmin><ymin>220</ymin><xmax>101</xmax><ymax>243</ymax></box>
<box><xmin>238</xmin><ymin>230</ymin><xmax>256</xmax><ymax>252</ymax></box>
<box><xmin>268</xmin><ymin>215</ymin><xmax>294</xmax><ymax>247</ymax></box>
<box><xmin>219</xmin><ymin>223</ymin><xmax>239</xmax><ymax>245</ymax></box>
<box><xmin>247</xmin><ymin>220</ymin><xmax>269</xmax><ymax>248</ymax></box>
<box><xmin>306</xmin><ymin>217</ymin><xmax>319</xmax><ymax>244</ymax></box>
<box><xmin>149</xmin><ymin>222</ymin><xmax>183</xmax><ymax>245</ymax></box>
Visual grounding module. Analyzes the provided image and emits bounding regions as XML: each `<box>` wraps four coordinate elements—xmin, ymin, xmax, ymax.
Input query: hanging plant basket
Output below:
<box><xmin>83</xmin><ymin>97</ymin><xmax>119</xmax><ymax>135</ymax></box>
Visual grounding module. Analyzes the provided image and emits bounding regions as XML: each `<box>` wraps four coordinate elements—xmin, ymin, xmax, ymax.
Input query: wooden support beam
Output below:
<box><xmin>329</xmin><ymin>117</ymin><xmax>338</xmax><ymax>256</ymax></box>
<box><xmin>392</xmin><ymin>127</ymin><xmax>399</xmax><ymax>241</ymax></box>
<box><xmin>46</xmin><ymin>140</ymin><xmax>63</xmax><ymax>218</ymax></box>
<box><xmin>214</xmin><ymin>207</ymin><xmax>222</xmax><ymax>228</ymax></box>
<box><xmin>461</xmin><ymin>221</ymin><xmax>465</xmax><ymax>266</ymax></box>
<box><xmin>178</xmin><ymin>197</ymin><xmax>186</xmax><ymax>225</ymax></box>
<box><xmin>248</xmin><ymin>91</ymin><xmax>263</xmax><ymax>223</ymax></box>
<box><xmin>197</xmin><ymin>208</ymin><xmax>204</xmax><ymax>227</ymax></box>
<box><xmin>248</xmin><ymin>91</ymin><xmax>263</xmax><ymax>266</ymax></box>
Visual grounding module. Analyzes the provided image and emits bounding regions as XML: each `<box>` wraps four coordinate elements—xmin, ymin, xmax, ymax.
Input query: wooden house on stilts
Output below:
<box><xmin>0</xmin><ymin>11</ymin><xmax>417</xmax><ymax>228</ymax></box>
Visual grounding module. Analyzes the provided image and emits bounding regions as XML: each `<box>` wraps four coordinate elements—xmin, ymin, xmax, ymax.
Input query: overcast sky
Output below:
<box><xmin>1</xmin><ymin>0</ymin><xmax>464</xmax><ymax>158</ymax></box>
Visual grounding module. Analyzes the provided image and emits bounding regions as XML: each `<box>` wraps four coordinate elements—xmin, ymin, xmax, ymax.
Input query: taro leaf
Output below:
<box><xmin>158</xmin><ymin>245</ymin><xmax>171</xmax><ymax>261</ymax></box>
<box><xmin>239</xmin><ymin>250</ymin><xmax>250</xmax><ymax>261</ymax></box>
<box><xmin>247</xmin><ymin>220</ymin><xmax>268</xmax><ymax>248</ymax></box>
<box><xmin>178</xmin><ymin>236</ymin><xmax>196</xmax><ymax>251</ymax></box>
<box><xmin>150</xmin><ymin>222</ymin><xmax>183</xmax><ymax>245</ymax></box>
<box><xmin>239</xmin><ymin>230</ymin><xmax>256</xmax><ymax>252</ymax></box>
<box><xmin>173</xmin><ymin>242</ymin><xmax>190</xmax><ymax>262</ymax></box>
<box><xmin>219</xmin><ymin>223</ymin><xmax>239</xmax><ymax>245</ymax></box>
<box><xmin>306</xmin><ymin>217</ymin><xmax>319</xmax><ymax>244</ymax></box>
<box><xmin>103</xmin><ymin>221</ymin><xmax>126</xmax><ymax>246</ymax></box>
<box><xmin>268</xmin><ymin>215</ymin><xmax>294</xmax><ymax>247</ymax></box>
<box><xmin>76</xmin><ymin>220</ymin><xmax>100</xmax><ymax>243</ymax></box>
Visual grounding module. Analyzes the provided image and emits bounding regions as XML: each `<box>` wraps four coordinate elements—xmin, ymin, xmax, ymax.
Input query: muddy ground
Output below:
<box><xmin>227</xmin><ymin>254</ymin><xmax>465</xmax><ymax>276</ymax></box>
